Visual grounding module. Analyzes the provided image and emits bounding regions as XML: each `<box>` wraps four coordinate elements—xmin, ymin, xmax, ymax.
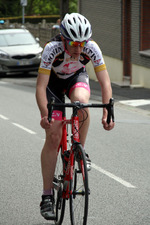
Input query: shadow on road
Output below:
<box><xmin>0</xmin><ymin>72</ymin><xmax>37</xmax><ymax>79</ymax></box>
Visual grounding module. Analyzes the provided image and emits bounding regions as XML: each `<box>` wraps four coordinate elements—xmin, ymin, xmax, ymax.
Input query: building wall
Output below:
<box><xmin>132</xmin><ymin>64</ymin><xmax>150</xmax><ymax>88</ymax></box>
<box><xmin>131</xmin><ymin>0</ymin><xmax>150</xmax><ymax>69</ymax></box>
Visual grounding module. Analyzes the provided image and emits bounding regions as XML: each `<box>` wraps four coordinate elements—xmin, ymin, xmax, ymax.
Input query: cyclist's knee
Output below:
<box><xmin>46</xmin><ymin>131</ymin><xmax>61</xmax><ymax>148</ymax></box>
<box><xmin>78</xmin><ymin>95</ymin><xmax>89</xmax><ymax>103</ymax></box>
<box><xmin>70</xmin><ymin>88</ymin><xmax>90</xmax><ymax>103</ymax></box>
<box><xmin>45</xmin><ymin>122</ymin><xmax>62</xmax><ymax>148</ymax></box>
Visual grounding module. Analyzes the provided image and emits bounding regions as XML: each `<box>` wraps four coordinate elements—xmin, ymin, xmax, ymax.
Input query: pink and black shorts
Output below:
<box><xmin>46</xmin><ymin>67</ymin><xmax>90</xmax><ymax>121</ymax></box>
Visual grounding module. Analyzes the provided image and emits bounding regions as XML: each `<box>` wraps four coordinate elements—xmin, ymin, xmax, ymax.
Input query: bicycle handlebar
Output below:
<box><xmin>47</xmin><ymin>97</ymin><xmax>115</xmax><ymax>124</ymax></box>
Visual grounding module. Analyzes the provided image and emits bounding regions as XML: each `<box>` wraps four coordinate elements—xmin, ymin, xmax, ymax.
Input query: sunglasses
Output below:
<box><xmin>66</xmin><ymin>40</ymin><xmax>88</xmax><ymax>47</ymax></box>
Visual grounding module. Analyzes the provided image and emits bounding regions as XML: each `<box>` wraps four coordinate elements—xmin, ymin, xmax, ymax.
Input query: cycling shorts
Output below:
<box><xmin>46</xmin><ymin>68</ymin><xmax>90</xmax><ymax>121</ymax></box>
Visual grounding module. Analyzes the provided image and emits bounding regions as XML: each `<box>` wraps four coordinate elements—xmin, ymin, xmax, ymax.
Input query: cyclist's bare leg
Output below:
<box><xmin>70</xmin><ymin>87</ymin><xmax>90</xmax><ymax>147</ymax></box>
<box><xmin>41</xmin><ymin>120</ymin><xmax>62</xmax><ymax>191</ymax></box>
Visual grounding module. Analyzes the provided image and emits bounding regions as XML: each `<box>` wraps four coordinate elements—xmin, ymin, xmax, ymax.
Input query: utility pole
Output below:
<box><xmin>20</xmin><ymin>0</ymin><xmax>27</xmax><ymax>24</ymax></box>
<box><xmin>60</xmin><ymin>0</ymin><xmax>69</xmax><ymax>20</ymax></box>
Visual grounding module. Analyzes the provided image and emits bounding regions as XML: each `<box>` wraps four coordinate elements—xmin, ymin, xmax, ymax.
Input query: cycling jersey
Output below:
<box><xmin>38</xmin><ymin>34</ymin><xmax>106</xmax><ymax>78</ymax></box>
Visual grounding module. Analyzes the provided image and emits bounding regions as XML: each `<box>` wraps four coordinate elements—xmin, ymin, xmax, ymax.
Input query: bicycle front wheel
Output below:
<box><xmin>69</xmin><ymin>144</ymin><xmax>89</xmax><ymax>225</ymax></box>
<box><xmin>54</xmin><ymin>146</ymin><xmax>66</xmax><ymax>225</ymax></box>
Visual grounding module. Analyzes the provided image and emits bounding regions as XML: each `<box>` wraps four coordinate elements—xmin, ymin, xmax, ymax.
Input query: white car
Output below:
<box><xmin>0</xmin><ymin>28</ymin><xmax>43</xmax><ymax>76</ymax></box>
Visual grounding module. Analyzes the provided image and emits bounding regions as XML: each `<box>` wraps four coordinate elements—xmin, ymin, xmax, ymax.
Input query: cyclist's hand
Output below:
<box><xmin>102</xmin><ymin>117</ymin><xmax>115</xmax><ymax>131</ymax></box>
<box><xmin>40</xmin><ymin>116</ymin><xmax>54</xmax><ymax>129</ymax></box>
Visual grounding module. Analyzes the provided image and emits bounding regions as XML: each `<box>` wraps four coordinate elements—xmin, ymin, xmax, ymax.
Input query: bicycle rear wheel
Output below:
<box><xmin>69</xmin><ymin>144</ymin><xmax>89</xmax><ymax>225</ymax></box>
<box><xmin>54</xmin><ymin>146</ymin><xmax>66</xmax><ymax>225</ymax></box>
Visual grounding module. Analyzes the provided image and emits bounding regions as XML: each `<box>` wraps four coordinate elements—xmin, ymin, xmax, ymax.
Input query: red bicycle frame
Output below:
<box><xmin>56</xmin><ymin>112</ymin><xmax>83</xmax><ymax>199</ymax></box>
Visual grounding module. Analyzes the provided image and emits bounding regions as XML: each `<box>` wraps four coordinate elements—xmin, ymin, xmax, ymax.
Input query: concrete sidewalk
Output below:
<box><xmin>89</xmin><ymin>79</ymin><xmax>150</xmax><ymax>112</ymax></box>
<box><xmin>90</xmin><ymin>79</ymin><xmax>150</xmax><ymax>101</ymax></box>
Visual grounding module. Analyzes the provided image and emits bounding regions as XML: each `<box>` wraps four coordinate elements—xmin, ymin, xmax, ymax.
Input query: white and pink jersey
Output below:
<box><xmin>38</xmin><ymin>34</ymin><xmax>106</xmax><ymax>78</ymax></box>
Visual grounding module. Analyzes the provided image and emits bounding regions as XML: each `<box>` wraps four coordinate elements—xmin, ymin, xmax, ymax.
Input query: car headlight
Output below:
<box><xmin>0</xmin><ymin>50</ymin><xmax>10</xmax><ymax>59</ymax></box>
<box><xmin>37</xmin><ymin>52</ymin><xmax>42</xmax><ymax>58</ymax></box>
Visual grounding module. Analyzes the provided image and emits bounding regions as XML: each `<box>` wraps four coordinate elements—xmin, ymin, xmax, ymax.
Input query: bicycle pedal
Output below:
<box><xmin>45</xmin><ymin>215</ymin><xmax>56</xmax><ymax>221</ymax></box>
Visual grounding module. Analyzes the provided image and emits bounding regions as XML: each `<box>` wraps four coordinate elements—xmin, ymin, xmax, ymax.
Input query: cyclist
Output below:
<box><xmin>36</xmin><ymin>12</ymin><xmax>114</xmax><ymax>220</ymax></box>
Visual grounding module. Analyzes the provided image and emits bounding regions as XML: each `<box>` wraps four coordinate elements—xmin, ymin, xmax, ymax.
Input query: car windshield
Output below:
<box><xmin>0</xmin><ymin>32</ymin><xmax>37</xmax><ymax>47</ymax></box>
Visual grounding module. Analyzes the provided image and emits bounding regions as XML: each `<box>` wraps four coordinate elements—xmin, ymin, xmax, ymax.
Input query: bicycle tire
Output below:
<box><xmin>69</xmin><ymin>144</ymin><xmax>89</xmax><ymax>225</ymax></box>
<box><xmin>54</xmin><ymin>146</ymin><xmax>66</xmax><ymax>225</ymax></box>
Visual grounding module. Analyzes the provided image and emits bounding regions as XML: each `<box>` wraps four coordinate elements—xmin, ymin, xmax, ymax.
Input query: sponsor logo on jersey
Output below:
<box><xmin>47</xmin><ymin>46</ymin><xmax>63</xmax><ymax>64</ymax></box>
<box><xmin>43</xmin><ymin>61</ymin><xmax>51</xmax><ymax>66</ymax></box>
<box><xmin>83</xmin><ymin>47</ymin><xmax>97</xmax><ymax>60</ymax></box>
<box><xmin>94</xmin><ymin>58</ymin><xmax>102</xmax><ymax>65</ymax></box>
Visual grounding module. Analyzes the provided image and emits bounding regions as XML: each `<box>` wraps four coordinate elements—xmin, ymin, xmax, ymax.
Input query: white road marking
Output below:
<box><xmin>92</xmin><ymin>163</ymin><xmax>136</xmax><ymax>188</ymax></box>
<box><xmin>0</xmin><ymin>114</ymin><xmax>9</xmax><ymax>120</ymax></box>
<box><xmin>12</xmin><ymin>122</ymin><xmax>36</xmax><ymax>134</ymax></box>
<box><xmin>0</xmin><ymin>81</ymin><xmax>7</xmax><ymax>84</ymax></box>
<box><xmin>120</xmin><ymin>99</ymin><xmax>150</xmax><ymax>107</ymax></box>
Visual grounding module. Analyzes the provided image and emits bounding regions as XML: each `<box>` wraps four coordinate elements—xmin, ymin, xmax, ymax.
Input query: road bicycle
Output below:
<box><xmin>47</xmin><ymin>97</ymin><xmax>114</xmax><ymax>225</ymax></box>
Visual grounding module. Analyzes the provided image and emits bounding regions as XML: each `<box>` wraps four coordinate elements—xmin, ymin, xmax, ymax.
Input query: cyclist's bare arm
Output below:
<box><xmin>96</xmin><ymin>69</ymin><xmax>115</xmax><ymax>130</ymax></box>
<box><xmin>36</xmin><ymin>72</ymin><xmax>53</xmax><ymax>129</ymax></box>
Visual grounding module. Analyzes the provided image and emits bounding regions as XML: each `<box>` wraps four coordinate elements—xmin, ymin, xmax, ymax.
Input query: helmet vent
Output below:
<box><xmin>78</xmin><ymin>16</ymin><xmax>82</xmax><ymax>23</ymax></box>
<box><xmin>70</xmin><ymin>29</ymin><xmax>77</xmax><ymax>38</ymax></box>
<box><xmin>61</xmin><ymin>25</ymin><xmax>71</xmax><ymax>40</ymax></box>
<box><xmin>79</xmin><ymin>25</ymin><xmax>82</xmax><ymax>37</ymax></box>
<box><xmin>73</xmin><ymin>17</ymin><xmax>76</xmax><ymax>23</ymax></box>
<box><xmin>85</xmin><ymin>28</ymin><xmax>89</xmax><ymax>37</ymax></box>
<box><xmin>68</xmin><ymin>19</ymin><xmax>72</xmax><ymax>25</ymax></box>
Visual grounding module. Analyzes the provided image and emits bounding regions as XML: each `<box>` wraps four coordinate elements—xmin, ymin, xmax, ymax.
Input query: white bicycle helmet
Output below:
<box><xmin>60</xmin><ymin>13</ymin><xmax>92</xmax><ymax>42</ymax></box>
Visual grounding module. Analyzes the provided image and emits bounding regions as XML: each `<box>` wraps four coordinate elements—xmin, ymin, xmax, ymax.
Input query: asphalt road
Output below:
<box><xmin>1</xmin><ymin>72</ymin><xmax>150</xmax><ymax>111</ymax></box>
<box><xmin>0</xmin><ymin>74</ymin><xmax>150</xmax><ymax>225</ymax></box>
